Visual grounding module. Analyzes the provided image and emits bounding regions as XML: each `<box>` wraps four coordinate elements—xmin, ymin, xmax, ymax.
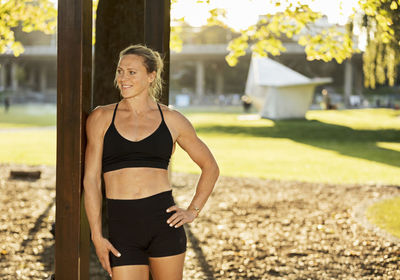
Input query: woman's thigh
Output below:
<box><xmin>149</xmin><ymin>252</ymin><xmax>186</xmax><ymax>280</ymax></box>
<box><xmin>112</xmin><ymin>265</ymin><xmax>149</xmax><ymax>280</ymax></box>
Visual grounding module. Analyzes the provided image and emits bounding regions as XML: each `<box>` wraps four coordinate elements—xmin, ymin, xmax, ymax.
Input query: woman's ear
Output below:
<box><xmin>149</xmin><ymin>71</ymin><xmax>156</xmax><ymax>83</ymax></box>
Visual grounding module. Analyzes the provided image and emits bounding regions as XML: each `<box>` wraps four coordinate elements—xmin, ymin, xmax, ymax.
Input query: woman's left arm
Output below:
<box><xmin>166</xmin><ymin>111</ymin><xmax>220</xmax><ymax>228</ymax></box>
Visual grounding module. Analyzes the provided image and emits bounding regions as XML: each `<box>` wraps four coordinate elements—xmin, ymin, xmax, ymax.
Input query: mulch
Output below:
<box><xmin>1</xmin><ymin>163</ymin><xmax>399</xmax><ymax>280</ymax></box>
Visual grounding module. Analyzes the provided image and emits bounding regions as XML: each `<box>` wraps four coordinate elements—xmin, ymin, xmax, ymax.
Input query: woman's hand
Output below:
<box><xmin>92</xmin><ymin>236</ymin><xmax>121</xmax><ymax>277</ymax></box>
<box><xmin>166</xmin><ymin>205</ymin><xmax>197</xmax><ymax>228</ymax></box>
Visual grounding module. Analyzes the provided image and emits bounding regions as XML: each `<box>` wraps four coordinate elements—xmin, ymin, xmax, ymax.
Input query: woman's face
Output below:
<box><xmin>116</xmin><ymin>54</ymin><xmax>155</xmax><ymax>99</ymax></box>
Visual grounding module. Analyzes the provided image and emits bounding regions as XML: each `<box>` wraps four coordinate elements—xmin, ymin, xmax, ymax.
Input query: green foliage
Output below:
<box><xmin>171</xmin><ymin>18</ymin><xmax>184</xmax><ymax>52</ymax></box>
<box><xmin>206</xmin><ymin>8</ymin><xmax>228</xmax><ymax>27</ymax></box>
<box><xmin>0</xmin><ymin>0</ymin><xmax>56</xmax><ymax>56</ymax></box>
<box><xmin>172</xmin><ymin>0</ymin><xmax>399</xmax><ymax>90</ymax></box>
<box><xmin>225</xmin><ymin>2</ymin><xmax>357</xmax><ymax>66</ymax></box>
<box><xmin>298</xmin><ymin>27</ymin><xmax>356</xmax><ymax>63</ymax></box>
<box><xmin>359</xmin><ymin>0</ymin><xmax>400</xmax><ymax>88</ymax></box>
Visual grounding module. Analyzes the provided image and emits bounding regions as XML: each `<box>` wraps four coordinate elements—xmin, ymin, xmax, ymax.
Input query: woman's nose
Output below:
<box><xmin>119</xmin><ymin>73</ymin><xmax>128</xmax><ymax>81</ymax></box>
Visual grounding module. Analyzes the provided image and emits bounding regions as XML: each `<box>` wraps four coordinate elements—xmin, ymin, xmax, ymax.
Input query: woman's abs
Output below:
<box><xmin>103</xmin><ymin>167</ymin><xmax>171</xmax><ymax>199</ymax></box>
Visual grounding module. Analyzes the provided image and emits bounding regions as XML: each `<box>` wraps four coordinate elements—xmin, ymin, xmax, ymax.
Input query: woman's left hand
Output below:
<box><xmin>166</xmin><ymin>205</ymin><xmax>197</xmax><ymax>228</ymax></box>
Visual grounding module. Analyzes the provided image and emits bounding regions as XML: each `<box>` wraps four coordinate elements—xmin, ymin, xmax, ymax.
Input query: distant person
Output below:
<box><xmin>322</xmin><ymin>89</ymin><xmax>333</xmax><ymax>110</ymax></box>
<box><xmin>4</xmin><ymin>96</ymin><xmax>10</xmax><ymax>113</ymax></box>
<box><xmin>83</xmin><ymin>44</ymin><xmax>219</xmax><ymax>279</ymax></box>
<box><xmin>241</xmin><ymin>95</ymin><xmax>252</xmax><ymax>113</ymax></box>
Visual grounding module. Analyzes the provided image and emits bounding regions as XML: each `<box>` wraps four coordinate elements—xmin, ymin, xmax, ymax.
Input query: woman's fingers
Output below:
<box><xmin>102</xmin><ymin>256</ymin><xmax>112</xmax><ymax>277</ymax></box>
<box><xmin>95</xmin><ymin>238</ymin><xmax>120</xmax><ymax>277</ymax></box>
<box><xmin>97</xmin><ymin>249</ymin><xmax>112</xmax><ymax>277</ymax></box>
<box><xmin>167</xmin><ymin>212</ymin><xmax>179</xmax><ymax>224</ymax></box>
<box><xmin>166</xmin><ymin>206</ymin><xmax>197</xmax><ymax>227</ymax></box>
<box><xmin>166</xmin><ymin>205</ymin><xmax>178</xmax><ymax>213</ymax></box>
<box><xmin>108</xmin><ymin>242</ymin><xmax>122</xmax><ymax>258</ymax></box>
<box><xmin>167</xmin><ymin>209</ymin><xmax>196</xmax><ymax>227</ymax></box>
<box><xmin>174</xmin><ymin>219</ymin><xmax>186</xmax><ymax>228</ymax></box>
<box><xmin>168</xmin><ymin>214</ymin><xmax>184</xmax><ymax>227</ymax></box>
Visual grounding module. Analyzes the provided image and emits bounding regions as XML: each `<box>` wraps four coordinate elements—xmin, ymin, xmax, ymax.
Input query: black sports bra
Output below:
<box><xmin>102</xmin><ymin>102</ymin><xmax>173</xmax><ymax>173</ymax></box>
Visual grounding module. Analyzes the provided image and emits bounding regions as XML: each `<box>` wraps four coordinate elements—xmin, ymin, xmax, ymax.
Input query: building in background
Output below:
<box><xmin>0</xmin><ymin>16</ymin><xmax>366</xmax><ymax>107</ymax></box>
<box><xmin>0</xmin><ymin>27</ymin><xmax>57</xmax><ymax>103</ymax></box>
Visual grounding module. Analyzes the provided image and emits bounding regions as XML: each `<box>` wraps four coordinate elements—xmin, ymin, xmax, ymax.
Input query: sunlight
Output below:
<box><xmin>171</xmin><ymin>0</ymin><xmax>359</xmax><ymax>30</ymax></box>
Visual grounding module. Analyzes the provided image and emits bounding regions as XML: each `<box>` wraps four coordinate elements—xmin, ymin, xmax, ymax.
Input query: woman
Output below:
<box><xmin>83</xmin><ymin>44</ymin><xmax>219</xmax><ymax>280</ymax></box>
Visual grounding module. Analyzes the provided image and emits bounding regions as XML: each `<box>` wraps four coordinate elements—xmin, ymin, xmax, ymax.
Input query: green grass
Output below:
<box><xmin>367</xmin><ymin>197</ymin><xmax>400</xmax><ymax>238</ymax></box>
<box><xmin>0</xmin><ymin>105</ymin><xmax>399</xmax><ymax>185</ymax></box>
<box><xmin>0</xmin><ymin>130</ymin><xmax>56</xmax><ymax>166</ymax></box>
<box><xmin>2</xmin><ymin>104</ymin><xmax>399</xmax><ymax>238</ymax></box>
<box><xmin>0</xmin><ymin>103</ymin><xmax>56</xmax><ymax>128</ymax></box>
<box><xmin>172</xmin><ymin>108</ymin><xmax>400</xmax><ymax>185</ymax></box>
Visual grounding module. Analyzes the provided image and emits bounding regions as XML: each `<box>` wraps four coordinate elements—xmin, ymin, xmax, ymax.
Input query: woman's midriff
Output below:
<box><xmin>103</xmin><ymin>167</ymin><xmax>171</xmax><ymax>199</ymax></box>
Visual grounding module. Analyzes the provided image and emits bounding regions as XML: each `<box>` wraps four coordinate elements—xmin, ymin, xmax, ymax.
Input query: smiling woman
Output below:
<box><xmin>114</xmin><ymin>47</ymin><xmax>163</xmax><ymax>102</ymax></box>
<box><xmin>83</xmin><ymin>44</ymin><xmax>220</xmax><ymax>280</ymax></box>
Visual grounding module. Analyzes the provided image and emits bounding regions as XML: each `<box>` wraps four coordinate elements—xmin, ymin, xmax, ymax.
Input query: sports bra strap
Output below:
<box><xmin>157</xmin><ymin>103</ymin><xmax>165</xmax><ymax>122</ymax></box>
<box><xmin>112</xmin><ymin>102</ymin><xmax>119</xmax><ymax>123</ymax></box>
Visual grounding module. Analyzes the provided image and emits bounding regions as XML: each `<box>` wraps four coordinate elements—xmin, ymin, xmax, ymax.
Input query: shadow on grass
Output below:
<box><xmin>195</xmin><ymin>119</ymin><xmax>400</xmax><ymax>168</ymax></box>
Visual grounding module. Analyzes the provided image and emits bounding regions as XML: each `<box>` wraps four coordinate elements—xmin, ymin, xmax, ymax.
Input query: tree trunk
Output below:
<box><xmin>93</xmin><ymin>0</ymin><xmax>145</xmax><ymax>107</ymax></box>
<box><xmin>93</xmin><ymin>2</ymin><xmax>170</xmax><ymax>279</ymax></box>
<box><xmin>93</xmin><ymin>0</ymin><xmax>170</xmax><ymax>107</ymax></box>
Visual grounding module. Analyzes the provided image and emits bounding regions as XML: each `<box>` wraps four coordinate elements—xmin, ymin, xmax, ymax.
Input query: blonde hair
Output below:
<box><xmin>115</xmin><ymin>44</ymin><xmax>164</xmax><ymax>101</ymax></box>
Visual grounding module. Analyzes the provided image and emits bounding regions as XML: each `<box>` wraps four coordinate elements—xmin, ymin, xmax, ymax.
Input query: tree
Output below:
<box><xmin>3</xmin><ymin>0</ymin><xmax>397</xmax><ymax>90</ymax></box>
<box><xmin>359</xmin><ymin>0</ymin><xmax>400</xmax><ymax>88</ymax></box>
<box><xmin>171</xmin><ymin>0</ymin><xmax>400</xmax><ymax>89</ymax></box>
<box><xmin>93</xmin><ymin>0</ymin><xmax>145</xmax><ymax>106</ymax></box>
<box><xmin>0</xmin><ymin>0</ymin><xmax>56</xmax><ymax>56</ymax></box>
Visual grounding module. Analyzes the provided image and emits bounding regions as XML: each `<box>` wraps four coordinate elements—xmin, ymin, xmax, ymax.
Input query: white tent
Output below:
<box><xmin>245</xmin><ymin>57</ymin><xmax>332</xmax><ymax>119</ymax></box>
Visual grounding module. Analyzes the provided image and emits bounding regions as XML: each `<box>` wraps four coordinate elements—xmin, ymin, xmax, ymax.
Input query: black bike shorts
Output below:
<box><xmin>106</xmin><ymin>190</ymin><xmax>187</xmax><ymax>267</ymax></box>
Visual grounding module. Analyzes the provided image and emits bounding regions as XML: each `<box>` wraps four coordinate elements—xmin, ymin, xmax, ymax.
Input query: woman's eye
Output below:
<box><xmin>129</xmin><ymin>71</ymin><xmax>135</xmax><ymax>75</ymax></box>
<box><xmin>117</xmin><ymin>69</ymin><xmax>122</xmax><ymax>74</ymax></box>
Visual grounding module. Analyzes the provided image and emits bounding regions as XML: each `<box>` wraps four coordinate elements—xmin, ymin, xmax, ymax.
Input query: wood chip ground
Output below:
<box><xmin>1</xmin><ymin>163</ymin><xmax>399</xmax><ymax>279</ymax></box>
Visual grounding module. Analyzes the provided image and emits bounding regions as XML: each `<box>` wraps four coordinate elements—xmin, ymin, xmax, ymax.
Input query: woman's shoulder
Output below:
<box><xmin>158</xmin><ymin>103</ymin><xmax>186</xmax><ymax>120</ymax></box>
<box><xmin>87</xmin><ymin>102</ymin><xmax>118</xmax><ymax>127</ymax></box>
<box><xmin>158</xmin><ymin>103</ymin><xmax>194</xmax><ymax>129</ymax></box>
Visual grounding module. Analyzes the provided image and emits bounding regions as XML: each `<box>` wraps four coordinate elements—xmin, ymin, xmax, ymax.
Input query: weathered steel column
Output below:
<box><xmin>56</xmin><ymin>0</ymin><xmax>92</xmax><ymax>278</ymax></box>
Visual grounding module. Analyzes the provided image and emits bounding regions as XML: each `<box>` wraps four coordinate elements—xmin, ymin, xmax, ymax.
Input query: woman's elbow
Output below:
<box><xmin>213</xmin><ymin>160</ymin><xmax>220</xmax><ymax>177</ymax></box>
<box><xmin>83</xmin><ymin>175</ymin><xmax>101</xmax><ymax>192</ymax></box>
<box><xmin>204</xmin><ymin>158</ymin><xmax>219</xmax><ymax>178</ymax></box>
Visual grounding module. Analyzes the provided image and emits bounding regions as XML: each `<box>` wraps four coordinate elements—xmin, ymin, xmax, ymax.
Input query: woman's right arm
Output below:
<box><xmin>83</xmin><ymin>107</ymin><xmax>105</xmax><ymax>241</ymax></box>
<box><xmin>83</xmin><ymin>107</ymin><xmax>120</xmax><ymax>277</ymax></box>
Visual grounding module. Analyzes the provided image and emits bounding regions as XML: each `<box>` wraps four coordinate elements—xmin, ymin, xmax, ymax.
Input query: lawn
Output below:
<box><xmin>0</xmin><ymin>105</ymin><xmax>399</xmax><ymax>185</ymax></box>
<box><xmin>1</xmin><ymin>104</ymin><xmax>400</xmax><ymax>238</ymax></box>
<box><xmin>367</xmin><ymin>197</ymin><xmax>400</xmax><ymax>238</ymax></box>
<box><xmin>0</xmin><ymin>103</ymin><xmax>56</xmax><ymax>128</ymax></box>
<box><xmin>174</xmin><ymin>107</ymin><xmax>400</xmax><ymax>185</ymax></box>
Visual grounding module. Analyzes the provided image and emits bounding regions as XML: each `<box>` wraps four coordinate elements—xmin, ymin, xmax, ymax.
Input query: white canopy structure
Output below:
<box><xmin>245</xmin><ymin>57</ymin><xmax>332</xmax><ymax>119</ymax></box>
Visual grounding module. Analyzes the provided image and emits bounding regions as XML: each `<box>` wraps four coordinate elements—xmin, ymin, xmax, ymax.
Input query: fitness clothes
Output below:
<box><xmin>102</xmin><ymin>102</ymin><xmax>173</xmax><ymax>173</ymax></box>
<box><xmin>107</xmin><ymin>190</ymin><xmax>187</xmax><ymax>266</ymax></box>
